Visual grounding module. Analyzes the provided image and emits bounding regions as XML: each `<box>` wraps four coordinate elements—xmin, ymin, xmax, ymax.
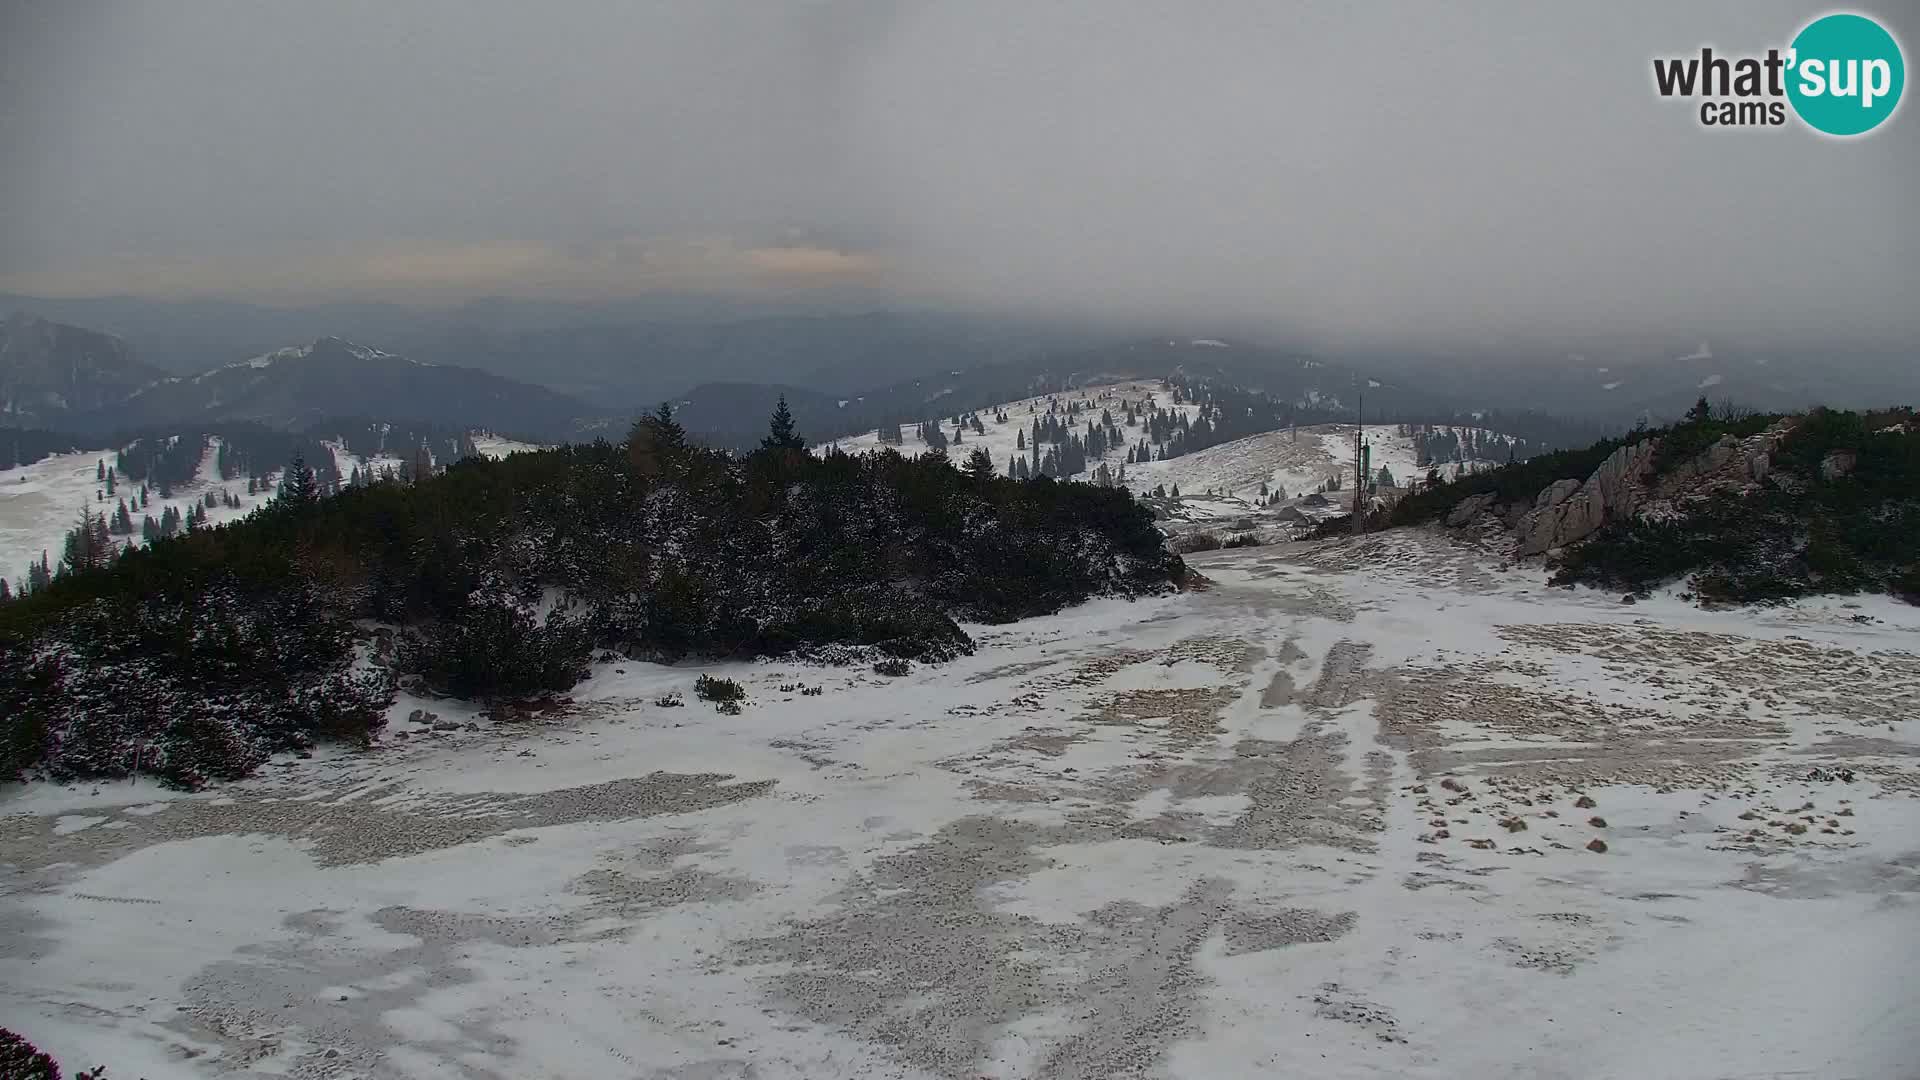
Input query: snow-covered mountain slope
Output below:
<box><xmin>470</xmin><ymin>433</ymin><xmax>546</xmax><ymax>458</ymax></box>
<box><xmin>4</xmin><ymin>529</ymin><xmax>1914</xmax><ymax>1078</ymax></box>
<box><xmin>819</xmin><ymin>378</ymin><xmax>1203</xmax><ymax>469</ymax></box>
<box><xmin>0</xmin><ymin>439</ymin><xmax>274</xmax><ymax>588</ymax></box>
<box><xmin>0</xmin><ymin>433</ymin><xmax>543</xmax><ymax>589</ymax></box>
<box><xmin>820</xmin><ymin>379</ymin><xmax>1508</xmax><ymax>525</ymax></box>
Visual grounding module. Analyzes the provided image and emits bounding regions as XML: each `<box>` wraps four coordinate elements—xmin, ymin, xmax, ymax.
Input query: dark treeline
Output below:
<box><xmin>0</xmin><ymin>403</ymin><xmax>1183</xmax><ymax>788</ymax></box>
<box><xmin>0</xmin><ymin>428</ymin><xmax>90</xmax><ymax>470</ymax></box>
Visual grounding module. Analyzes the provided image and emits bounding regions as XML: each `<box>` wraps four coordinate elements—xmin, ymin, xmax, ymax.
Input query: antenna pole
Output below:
<box><xmin>1353</xmin><ymin>391</ymin><xmax>1365</xmax><ymax>536</ymax></box>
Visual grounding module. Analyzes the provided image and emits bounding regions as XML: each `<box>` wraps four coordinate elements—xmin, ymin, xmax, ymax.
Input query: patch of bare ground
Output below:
<box><xmin>1160</xmin><ymin>635</ymin><xmax>1266</xmax><ymax>674</ymax></box>
<box><xmin>735</xmin><ymin>817</ymin><xmax>1356</xmax><ymax>1080</ymax></box>
<box><xmin>1497</xmin><ymin>623</ymin><xmax>1920</xmax><ymax>731</ymax></box>
<box><xmin>1081</xmin><ymin>687</ymin><xmax>1240</xmax><ymax>753</ymax></box>
<box><xmin>0</xmin><ymin>772</ymin><xmax>776</xmax><ymax>882</ymax></box>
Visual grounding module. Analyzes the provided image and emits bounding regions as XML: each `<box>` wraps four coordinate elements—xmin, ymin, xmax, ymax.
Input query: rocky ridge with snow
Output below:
<box><xmin>1446</xmin><ymin>424</ymin><xmax>1790</xmax><ymax>556</ymax></box>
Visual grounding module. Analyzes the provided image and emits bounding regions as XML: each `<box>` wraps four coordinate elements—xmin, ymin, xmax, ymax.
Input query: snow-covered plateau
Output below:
<box><xmin>3</xmin><ymin>529</ymin><xmax>1917</xmax><ymax>1078</ymax></box>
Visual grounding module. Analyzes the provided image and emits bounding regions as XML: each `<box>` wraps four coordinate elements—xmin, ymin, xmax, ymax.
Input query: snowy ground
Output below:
<box><xmin>5</xmin><ymin>530</ymin><xmax>1919</xmax><ymax>1078</ymax></box>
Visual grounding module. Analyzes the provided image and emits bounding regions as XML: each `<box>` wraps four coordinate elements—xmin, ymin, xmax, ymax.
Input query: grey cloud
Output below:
<box><xmin>2</xmin><ymin>0</ymin><xmax>1914</xmax><ymax>346</ymax></box>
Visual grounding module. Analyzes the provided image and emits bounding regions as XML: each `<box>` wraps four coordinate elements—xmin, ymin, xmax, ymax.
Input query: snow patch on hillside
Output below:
<box><xmin>0</xmin><ymin>438</ymin><xmax>275</xmax><ymax>588</ymax></box>
<box><xmin>471</xmin><ymin>434</ymin><xmax>546</xmax><ymax>459</ymax></box>
<box><xmin>0</xmin><ymin>431</ymin><xmax>527</xmax><ymax>589</ymax></box>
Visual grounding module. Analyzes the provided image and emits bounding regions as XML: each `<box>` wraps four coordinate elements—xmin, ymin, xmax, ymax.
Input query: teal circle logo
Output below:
<box><xmin>1787</xmin><ymin>13</ymin><xmax>1905</xmax><ymax>135</ymax></box>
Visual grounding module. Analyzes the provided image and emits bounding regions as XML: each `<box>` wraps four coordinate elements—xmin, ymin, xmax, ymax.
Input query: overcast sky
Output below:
<box><xmin>2</xmin><ymin>0</ymin><xmax>1914</xmax><ymax>347</ymax></box>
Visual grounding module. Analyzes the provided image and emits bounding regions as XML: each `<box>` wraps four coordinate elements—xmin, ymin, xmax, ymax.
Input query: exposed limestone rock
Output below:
<box><xmin>1537</xmin><ymin>479</ymin><xmax>1581</xmax><ymax>509</ymax></box>
<box><xmin>1821</xmin><ymin>450</ymin><xmax>1857</xmax><ymax>481</ymax></box>
<box><xmin>1445</xmin><ymin>492</ymin><xmax>1497</xmax><ymax>528</ymax></box>
<box><xmin>1513</xmin><ymin>438</ymin><xmax>1657</xmax><ymax>556</ymax></box>
<box><xmin>1450</xmin><ymin>417</ymin><xmax>1788</xmax><ymax>556</ymax></box>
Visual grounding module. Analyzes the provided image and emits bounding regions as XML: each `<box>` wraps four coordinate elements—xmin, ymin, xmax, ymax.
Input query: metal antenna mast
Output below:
<box><xmin>1352</xmin><ymin>391</ymin><xmax>1365</xmax><ymax>536</ymax></box>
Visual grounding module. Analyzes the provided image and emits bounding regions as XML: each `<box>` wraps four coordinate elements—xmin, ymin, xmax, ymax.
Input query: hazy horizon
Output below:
<box><xmin>3</xmin><ymin>2</ymin><xmax>1915</xmax><ymax>353</ymax></box>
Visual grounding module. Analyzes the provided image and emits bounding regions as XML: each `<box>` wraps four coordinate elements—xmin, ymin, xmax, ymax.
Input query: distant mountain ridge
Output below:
<box><xmin>1</xmin><ymin>315</ymin><xmax>602</xmax><ymax>441</ymax></box>
<box><xmin>98</xmin><ymin>335</ymin><xmax>597</xmax><ymax>439</ymax></box>
<box><xmin>0</xmin><ymin>313</ymin><xmax>169</xmax><ymax>427</ymax></box>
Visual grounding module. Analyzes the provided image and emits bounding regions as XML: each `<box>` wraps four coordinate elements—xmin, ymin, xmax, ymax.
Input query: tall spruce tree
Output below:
<box><xmin>629</xmin><ymin>402</ymin><xmax>689</xmax><ymax>479</ymax></box>
<box><xmin>278</xmin><ymin>451</ymin><xmax>319</xmax><ymax>505</ymax></box>
<box><xmin>761</xmin><ymin>395</ymin><xmax>806</xmax><ymax>452</ymax></box>
<box><xmin>59</xmin><ymin>507</ymin><xmax>115</xmax><ymax>575</ymax></box>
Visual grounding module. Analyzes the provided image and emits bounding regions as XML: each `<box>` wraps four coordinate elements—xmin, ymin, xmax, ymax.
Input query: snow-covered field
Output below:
<box><xmin>5</xmin><ymin>529</ymin><xmax>1917</xmax><ymax>1078</ymax></box>
<box><xmin>0</xmin><ymin>440</ymin><xmax>273</xmax><ymax>589</ymax></box>
<box><xmin>470</xmin><ymin>433</ymin><xmax>544</xmax><ymax>459</ymax></box>
<box><xmin>0</xmin><ymin>433</ymin><xmax>545</xmax><ymax>589</ymax></box>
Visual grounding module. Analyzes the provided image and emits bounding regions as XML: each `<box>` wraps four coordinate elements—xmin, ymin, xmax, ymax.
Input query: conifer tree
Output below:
<box><xmin>761</xmin><ymin>395</ymin><xmax>806</xmax><ymax>452</ymax></box>
<box><xmin>60</xmin><ymin>507</ymin><xmax>115</xmax><ymax>575</ymax></box>
<box><xmin>628</xmin><ymin>402</ymin><xmax>688</xmax><ymax>479</ymax></box>
<box><xmin>963</xmin><ymin>447</ymin><xmax>996</xmax><ymax>481</ymax></box>
<box><xmin>276</xmin><ymin>451</ymin><xmax>320</xmax><ymax>505</ymax></box>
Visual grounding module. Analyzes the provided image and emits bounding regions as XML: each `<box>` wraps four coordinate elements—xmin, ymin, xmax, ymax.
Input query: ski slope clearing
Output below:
<box><xmin>470</xmin><ymin>433</ymin><xmax>546</xmax><ymax>459</ymax></box>
<box><xmin>0</xmin><ymin>434</ymin><xmax>544</xmax><ymax>588</ymax></box>
<box><xmin>0</xmin><ymin>440</ymin><xmax>274</xmax><ymax>588</ymax></box>
<box><xmin>5</xmin><ymin>530</ymin><xmax>1916</xmax><ymax>1078</ymax></box>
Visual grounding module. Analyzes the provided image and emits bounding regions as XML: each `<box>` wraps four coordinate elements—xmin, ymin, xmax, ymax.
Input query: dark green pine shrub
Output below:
<box><xmin>398</xmin><ymin>599</ymin><xmax>592</xmax><ymax>701</ymax></box>
<box><xmin>693</xmin><ymin>674</ymin><xmax>745</xmax><ymax>703</ymax></box>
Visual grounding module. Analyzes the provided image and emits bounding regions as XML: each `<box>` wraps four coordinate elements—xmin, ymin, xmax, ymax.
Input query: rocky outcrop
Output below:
<box><xmin>1435</xmin><ymin>419</ymin><xmax>1798</xmax><ymax>556</ymax></box>
<box><xmin>1513</xmin><ymin>438</ymin><xmax>1658</xmax><ymax>555</ymax></box>
<box><xmin>1821</xmin><ymin>449</ymin><xmax>1857</xmax><ymax>481</ymax></box>
<box><xmin>1444</xmin><ymin>492</ymin><xmax>1497</xmax><ymax>527</ymax></box>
